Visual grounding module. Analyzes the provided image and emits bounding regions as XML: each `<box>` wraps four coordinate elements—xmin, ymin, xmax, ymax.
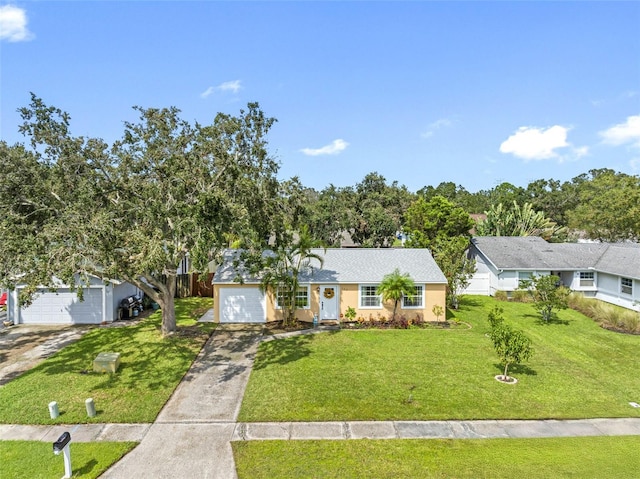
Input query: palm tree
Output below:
<box><xmin>476</xmin><ymin>201</ymin><xmax>565</xmax><ymax>240</ymax></box>
<box><xmin>260</xmin><ymin>226</ymin><xmax>324</xmax><ymax>327</ymax></box>
<box><xmin>377</xmin><ymin>269</ymin><xmax>415</xmax><ymax>319</ymax></box>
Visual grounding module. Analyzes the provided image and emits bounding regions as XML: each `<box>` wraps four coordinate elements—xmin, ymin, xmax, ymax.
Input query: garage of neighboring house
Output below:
<box><xmin>218</xmin><ymin>287</ymin><xmax>266</xmax><ymax>323</ymax></box>
<box><xmin>16</xmin><ymin>287</ymin><xmax>104</xmax><ymax>325</ymax></box>
<box><xmin>7</xmin><ymin>276</ymin><xmax>141</xmax><ymax>325</ymax></box>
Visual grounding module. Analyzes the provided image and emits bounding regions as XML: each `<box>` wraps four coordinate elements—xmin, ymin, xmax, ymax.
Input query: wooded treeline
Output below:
<box><xmin>284</xmin><ymin>169</ymin><xmax>640</xmax><ymax>247</ymax></box>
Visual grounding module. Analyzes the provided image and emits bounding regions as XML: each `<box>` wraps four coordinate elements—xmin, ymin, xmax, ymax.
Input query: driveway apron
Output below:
<box><xmin>101</xmin><ymin>327</ymin><xmax>261</xmax><ymax>479</ymax></box>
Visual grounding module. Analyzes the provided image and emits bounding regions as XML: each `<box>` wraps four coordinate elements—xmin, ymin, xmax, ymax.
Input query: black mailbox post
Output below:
<box><xmin>52</xmin><ymin>431</ymin><xmax>72</xmax><ymax>478</ymax></box>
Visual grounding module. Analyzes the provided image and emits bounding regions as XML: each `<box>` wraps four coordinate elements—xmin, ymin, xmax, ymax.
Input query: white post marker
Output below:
<box><xmin>85</xmin><ymin>398</ymin><xmax>96</xmax><ymax>417</ymax></box>
<box><xmin>53</xmin><ymin>431</ymin><xmax>72</xmax><ymax>478</ymax></box>
<box><xmin>48</xmin><ymin>401</ymin><xmax>59</xmax><ymax>419</ymax></box>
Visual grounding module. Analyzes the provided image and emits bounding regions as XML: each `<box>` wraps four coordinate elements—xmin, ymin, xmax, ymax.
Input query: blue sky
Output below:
<box><xmin>1</xmin><ymin>1</ymin><xmax>639</xmax><ymax>193</ymax></box>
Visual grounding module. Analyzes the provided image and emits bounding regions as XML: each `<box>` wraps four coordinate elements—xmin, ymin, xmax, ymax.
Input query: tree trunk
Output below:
<box><xmin>159</xmin><ymin>272</ymin><xmax>177</xmax><ymax>335</ymax></box>
<box><xmin>503</xmin><ymin>362</ymin><xmax>510</xmax><ymax>380</ymax></box>
<box><xmin>127</xmin><ymin>272</ymin><xmax>177</xmax><ymax>337</ymax></box>
<box><xmin>159</xmin><ymin>293</ymin><xmax>176</xmax><ymax>336</ymax></box>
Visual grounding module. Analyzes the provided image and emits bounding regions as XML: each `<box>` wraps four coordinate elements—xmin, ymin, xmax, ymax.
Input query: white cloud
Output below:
<box><xmin>0</xmin><ymin>5</ymin><xmax>34</xmax><ymax>42</ymax></box>
<box><xmin>200</xmin><ymin>86</ymin><xmax>215</xmax><ymax>98</ymax></box>
<box><xmin>200</xmin><ymin>80</ymin><xmax>242</xmax><ymax>98</ymax></box>
<box><xmin>421</xmin><ymin>118</ymin><xmax>453</xmax><ymax>138</ymax></box>
<box><xmin>499</xmin><ymin>125</ymin><xmax>585</xmax><ymax>161</ymax></box>
<box><xmin>599</xmin><ymin>115</ymin><xmax>640</xmax><ymax>148</ymax></box>
<box><xmin>218</xmin><ymin>80</ymin><xmax>242</xmax><ymax>93</ymax></box>
<box><xmin>300</xmin><ymin>139</ymin><xmax>349</xmax><ymax>156</ymax></box>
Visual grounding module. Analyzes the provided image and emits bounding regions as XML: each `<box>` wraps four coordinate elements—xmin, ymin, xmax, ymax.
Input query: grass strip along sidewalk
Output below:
<box><xmin>1</xmin><ymin>440</ymin><xmax>137</xmax><ymax>479</ymax></box>
<box><xmin>233</xmin><ymin>436</ymin><xmax>640</xmax><ymax>479</ymax></box>
<box><xmin>0</xmin><ymin>297</ymin><xmax>214</xmax><ymax>424</ymax></box>
<box><xmin>239</xmin><ymin>295</ymin><xmax>640</xmax><ymax>422</ymax></box>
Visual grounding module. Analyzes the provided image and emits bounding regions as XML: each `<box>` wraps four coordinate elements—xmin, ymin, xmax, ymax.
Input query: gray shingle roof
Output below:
<box><xmin>595</xmin><ymin>244</ymin><xmax>640</xmax><ymax>280</ymax></box>
<box><xmin>472</xmin><ymin>236</ymin><xmax>640</xmax><ymax>279</ymax></box>
<box><xmin>213</xmin><ymin>248</ymin><xmax>447</xmax><ymax>284</ymax></box>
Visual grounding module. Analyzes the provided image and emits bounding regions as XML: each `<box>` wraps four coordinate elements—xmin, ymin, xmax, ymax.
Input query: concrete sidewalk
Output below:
<box><xmin>4</xmin><ymin>417</ymin><xmax>640</xmax><ymax>443</ymax></box>
<box><xmin>235</xmin><ymin>417</ymin><xmax>640</xmax><ymax>441</ymax></box>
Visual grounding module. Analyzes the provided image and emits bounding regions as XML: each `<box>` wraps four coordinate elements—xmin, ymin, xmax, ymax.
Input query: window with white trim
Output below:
<box><xmin>621</xmin><ymin>277</ymin><xmax>633</xmax><ymax>296</ymax></box>
<box><xmin>518</xmin><ymin>272</ymin><xmax>533</xmax><ymax>288</ymax></box>
<box><xmin>402</xmin><ymin>286</ymin><xmax>424</xmax><ymax>308</ymax></box>
<box><xmin>276</xmin><ymin>286</ymin><xmax>310</xmax><ymax>309</ymax></box>
<box><xmin>360</xmin><ymin>285</ymin><xmax>381</xmax><ymax>308</ymax></box>
<box><xmin>579</xmin><ymin>271</ymin><xmax>595</xmax><ymax>287</ymax></box>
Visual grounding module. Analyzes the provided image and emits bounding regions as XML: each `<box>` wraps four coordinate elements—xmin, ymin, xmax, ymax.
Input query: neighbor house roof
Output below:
<box><xmin>594</xmin><ymin>243</ymin><xmax>640</xmax><ymax>280</ymax></box>
<box><xmin>213</xmin><ymin>248</ymin><xmax>447</xmax><ymax>285</ymax></box>
<box><xmin>472</xmin><ymin>236</ymin><xmax>640</xmax><ymax>280</ymax></box>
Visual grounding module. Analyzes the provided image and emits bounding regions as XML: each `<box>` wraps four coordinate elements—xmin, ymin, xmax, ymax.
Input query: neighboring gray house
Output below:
<box><xmin>465</xmin><ymin>236</ymin><xmax>640</xmax><ymax>312</ymax></box>
<box><xmin>7</xmin><ymin>275</ymin><xmax>142</xmax><ymax>325</ymax></box>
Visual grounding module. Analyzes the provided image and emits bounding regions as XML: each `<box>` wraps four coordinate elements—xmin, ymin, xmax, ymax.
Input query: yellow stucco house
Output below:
<box><xmin>212</xmin><ymin>248</ymin><xmax>447</xmax><ymax>324</ymax></box>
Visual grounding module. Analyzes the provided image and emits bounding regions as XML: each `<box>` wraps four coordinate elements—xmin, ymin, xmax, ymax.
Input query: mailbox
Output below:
<box><xmin>52</xmin><ymin>431</ymin><xmax>73</xmax><ymax>478</ymax></box>
<box><xmin>53</xmin><ymin>431</ymin><xmax>71</xmax><ymax>455</ymax></box>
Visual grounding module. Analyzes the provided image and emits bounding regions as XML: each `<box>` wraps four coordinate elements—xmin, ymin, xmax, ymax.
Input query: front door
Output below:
<box><xmin>320</xmin><ymin>285</ymin><xmax>338</xmax><ymax>320</ymax></box>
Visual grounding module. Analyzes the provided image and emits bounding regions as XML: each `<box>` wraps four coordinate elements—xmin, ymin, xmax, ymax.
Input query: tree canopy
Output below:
<box><xmin>567</xmin><ymin>171</ymin><xmax>640</xmax><ymax>242</ymax></box>
<box><xmin>404</xmin><ymin>195</ymin><xmax>474</xmax><ymax>250</ymax></box>
<box><xmin>0</xmin><ymin>95</ymin><xmax>282</xmax><ymax>335</ymax></box>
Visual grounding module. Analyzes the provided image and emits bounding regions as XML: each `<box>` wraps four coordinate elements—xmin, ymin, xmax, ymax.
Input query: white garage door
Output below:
<box><xmin>19</xmin><ymin>288</ymin><xmax>104</xmax><ymax>325</ymax></box>
<box><xmin>219</xmin><ymin>287</ymin><xmax>266</xmax><ymax>323</ymax></box>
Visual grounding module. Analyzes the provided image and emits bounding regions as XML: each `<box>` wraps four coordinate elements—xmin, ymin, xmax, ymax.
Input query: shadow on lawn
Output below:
<box><xmin>252</xmin><ymin>332</ymin><xmax>332</xmax><ymax>371</ymax></box>
<box><xmin>493</xmin><ymin>362</ymin><xmax>537</xmax><ymax>376</ymax></box>
<box><xmin>19</xmin><ymin>318</ymin><xmax>210</xmax><ymax>392</ymax></box>
<box><xmin>74</xmin><ymin>458</ymin><xmax>99</xmax><ymax>477</ymax></box>
<box><xmin>528</xmin><ymin>313</ymin><xmax>572</xmax><ymax>326</ymax></box>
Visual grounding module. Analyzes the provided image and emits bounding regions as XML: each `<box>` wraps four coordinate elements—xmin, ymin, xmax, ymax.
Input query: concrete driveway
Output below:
<box><xmin>0</xmin><ymin>323</ymin><xmax>90</xmax><ymax>386</ymax></box>
<box><xmin>100</xmin><ymin>326</ymin><xmax>262</xmax><ymax>479</ymax></box>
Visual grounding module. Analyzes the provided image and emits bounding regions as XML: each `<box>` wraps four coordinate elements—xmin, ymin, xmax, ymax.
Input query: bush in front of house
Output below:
<box><xmin>511</xmin><ymin>289</ymin><xmax>532</xmax><ymax>303</ymax></box>
<box><xmin>494</xmin><ymin>291</ymin><xmax>508</xmax><ymax>301</ymax></box>
<box><xmin>345</xmin><ymin>313</ymin><xmax>434</xmax><ymax>329</ymax></box>
<box><xmin>568</xmin><ymin>293</ymin><xmax>640</xmax><ymax>334</ymax></box>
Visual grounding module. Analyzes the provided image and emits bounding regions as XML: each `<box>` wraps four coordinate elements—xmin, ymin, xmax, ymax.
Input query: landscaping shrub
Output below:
<box><xmin>344</xmin><ymin>313</ymin><xmax>433</xmax><ymax>330</ymax></box>
<box><xmin>412</xmin><ymin>313</ymin><xmax>425</xmax><ymax>327</ymax></box>
<box><xmin>568</xmin><ymin>293</ymin><xmax>640</xmax><ymax>334</ymax></box>
<box><xmin>494</xmin><ymin>291</ymin><xmax>508</xmax><ymax>301</ymax></box>
<box><xmin>511</xmin><ymin>290</ymin><xmax>532</xmax><ymax>303</ymax></box>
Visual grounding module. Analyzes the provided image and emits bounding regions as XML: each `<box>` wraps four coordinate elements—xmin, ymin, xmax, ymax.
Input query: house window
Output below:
<box><xmin>403</xmin><ymin>286</ymin><xmax>424</xmax><ymax>308</ymax></box>
<box><xmin>360</xmin><ymin>285</ymin><xmax>381</xmax><ymax>308</ymax></box>
<box><xmin>276</xmin><ymin>286</ymin><xmax>309</xmax><ymax>309</ymax></box>
<box><xmin>579</xmin><ymin>272</ymin><xmax>595</xmax><ymax>287</ymax></box>
<box><xmin>621</xmin><ymin>278</ymin><xmax>633</xmax><ymax>296</ymax></box>
<box><xmin>518</xmin><ymin>272</ymin><xmax>533</xmax><ymax>288</ymax></box>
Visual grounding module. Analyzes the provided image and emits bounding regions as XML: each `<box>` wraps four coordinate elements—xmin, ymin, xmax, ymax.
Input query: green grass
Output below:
<box><xmin>239</xmin><ymin>295</ymin><xmax>640</xmax><ymax>421</ymax></box>
<box><xmin>1</xmin><ymin>440</ymin><xmax>136</xmax><ymax>479</ymax></box>
<box><xmin>232</xmin><ymin>436</ymin><xmax>640</xmax><ymax>479</ymax></box>
<box><xmin>0</xmin><ymin>297</ymin><xmax>214</xmax><ymax>424</ymax></box>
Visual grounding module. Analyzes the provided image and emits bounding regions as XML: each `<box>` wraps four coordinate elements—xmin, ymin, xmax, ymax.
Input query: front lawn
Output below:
<box><xmin>232</xmin><ymin>436</ymin><xmax>640</xmax><ymax>479</ymax></box>
<box><xmin>1</xmin><ymin>440</ymin><xmax>136</xmax><ymax>479</ymax></box>
<box><xmin>0</xmin><ymin>297</ymin><xmax>214</xmax><ymax>424</ymax></box>
<box><xmin>239</xmin><ymin>295</ymin><xmax>640</xmax><ymax>421</ymax></box>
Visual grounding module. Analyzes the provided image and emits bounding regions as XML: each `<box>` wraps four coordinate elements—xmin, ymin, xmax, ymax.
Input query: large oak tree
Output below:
<box><xmin>0</xmin><ymin>95</ymin><xmax>282</xmax><ymax>335</ymax></box>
